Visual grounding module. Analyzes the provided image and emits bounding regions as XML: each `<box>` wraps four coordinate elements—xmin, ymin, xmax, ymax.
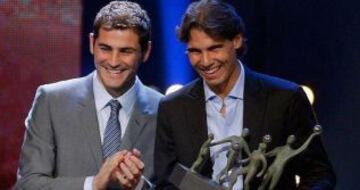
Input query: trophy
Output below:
<box><xmin>258</xmin><ymin>125</ymin><xmax>322</xmax><ymax>190</ymax></box>
<box><xmin>168</xmin><ymin>133</ymin><xmax>225</xmax><ymax>190</ymax></box>
<box><xmin>168</xmin><ymin>126</ymin><xmax>322</xmax><ymax>190</ymax></box>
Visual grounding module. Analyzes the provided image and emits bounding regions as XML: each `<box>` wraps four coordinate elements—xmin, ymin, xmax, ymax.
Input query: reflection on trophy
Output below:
<box><xmin>169</xmin><ymin>125</ymin><xmax>322</xmax><ymax>190</ymax></box>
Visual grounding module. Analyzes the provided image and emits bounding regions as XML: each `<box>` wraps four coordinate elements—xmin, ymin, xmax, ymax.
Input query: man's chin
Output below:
<box><xmin>204</xmin><ymin>79</ymin><xmax>222</xmax><ymax>88</ymax></box>
<box><xmin>103</xmin><ymin>84</ymin><xmax>126</xmax><ymax>97</ymax></box>
<box><xmin>102</xmin><ymin>79</ymin><xmax>124</xmax><ymax>88</ymax></box>
<box><xmin>104</xmin><ymin>78</ymin><xmax>135</xmax><ymax>94</ymax></box>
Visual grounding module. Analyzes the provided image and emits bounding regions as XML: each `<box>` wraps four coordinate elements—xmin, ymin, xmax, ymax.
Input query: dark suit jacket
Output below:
<box><xmin>154</xmin><ymin>67</ymin><xmax>335</xmax><ymax>189</ymax></box>
<box><xmin>15</xmin><ymin>72</ymin><xmax>163</xmax><ymax>190</ymax></box>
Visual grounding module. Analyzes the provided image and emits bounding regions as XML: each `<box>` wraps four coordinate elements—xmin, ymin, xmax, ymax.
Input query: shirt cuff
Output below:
<box><xmin>84</xmin><ymin>176</ymin><xmax>94</xmax><ymax>190</ymax></box>
<box><xmin>84</xmin><ymin>176</ymin><xmax>143</xmax><ymax>190</ymax></box>
<box><xmin>135</xmin><ymin>177</ymin><xmax>144</xmax><ymax>190</ymax></box>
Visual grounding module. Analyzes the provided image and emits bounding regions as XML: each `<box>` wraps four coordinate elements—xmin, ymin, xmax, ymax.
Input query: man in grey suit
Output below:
<box><xmin>16</xmin><ymin>1</ymin><xmax>163</xmax><ymax>189</ymax></box>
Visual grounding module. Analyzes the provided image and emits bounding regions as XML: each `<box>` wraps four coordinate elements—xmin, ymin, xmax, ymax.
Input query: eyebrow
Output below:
<box><xmin>186</xmin><ymin>47</ymin><xmax>200</xmax><ymax>52</ymax></box>
<box><xmin>187</xmin><ymin>43</ymin><xmax>224</xmax><ymax>52</ymax></box>
<box><xmin>208</xmin><ymin>44</ymin><xmax>223</xmax><ymax>51</ymax></box>
<box><xmin>98</xmin><ymin>43</ymin><xmax>138</xmax><ymax>51</ymax></box>
<box><xmin>98</xmin><ymin>43</ymin><xmax>112</xmax><ymax>49</ymax></box>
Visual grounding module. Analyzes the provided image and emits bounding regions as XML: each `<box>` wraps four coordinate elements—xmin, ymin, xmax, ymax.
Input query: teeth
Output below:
<box><xmin>204</xmin><ymin>66</ymin><xmax>220</xmax><ymax>75</ymax></box>
<box><xmin>108</xmin><ymin>69</ymin><xmax>122</xmax><ymax>74</ymax></box>
<box><xmin>100</xmin><ymin>64</ymin><xmax>123</xmax><ymax>74</ymax></box>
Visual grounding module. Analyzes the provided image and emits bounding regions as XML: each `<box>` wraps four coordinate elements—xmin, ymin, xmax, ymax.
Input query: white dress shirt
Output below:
<box><xmin>204</xmin><ymin>61</ymin><xmax>245</xmax><ymax>190</ymax></box>
<box><xmin>84</xmin><ymin>72</ymin><xmax>142</xmax><ymax>190</ymax></box>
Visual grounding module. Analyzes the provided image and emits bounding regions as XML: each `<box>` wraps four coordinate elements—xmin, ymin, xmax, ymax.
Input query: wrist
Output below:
<box><xmin>92</xmin><ymin>175</ymin><xmax>105</xmax><ymax>190</ymax></box>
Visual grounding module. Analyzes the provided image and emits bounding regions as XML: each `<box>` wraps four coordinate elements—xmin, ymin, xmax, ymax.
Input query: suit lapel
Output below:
<box><xmin>186</xmin><ymin>79</ymin><xmax>209</xmax><ymax>155</ymax></box>
<box><xmin>184</xmin><ymin>80</ymin><xmax>213</xmax><ymax>177</ymax></box>
<box><xmin>243</xmin><ymin>67</ymin><xmax>268</xmax><ymax>151</ymax></box>
<box><xmin>75</xmin><ymin>73</ymin><xmax>103</xmax><ymax>170</ymax></box>
<box><xmin>120</xmin><ymin>81</ymin><xmax>151</xmax><ymax>150</ymax></box>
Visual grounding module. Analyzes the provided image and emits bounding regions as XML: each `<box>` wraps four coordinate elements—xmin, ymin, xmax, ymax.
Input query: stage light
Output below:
<box><xmin>301</xmin><ymin>85</ymin><xmax>315</xmax><ymax>105</ymax></box>
<box><xmin>158</xmin><ymin>0</ymin><xmax>192</xmax><ymax>87</ymax></box>
<box><xmin>165</xmin><ymin>84</ymin><xmax>184</xmax><ymax>95</ymax></box>
<box><xmin>295</xmin><ymin>175</ymin><xmax>301</xmax><ymax>185</ymax></box>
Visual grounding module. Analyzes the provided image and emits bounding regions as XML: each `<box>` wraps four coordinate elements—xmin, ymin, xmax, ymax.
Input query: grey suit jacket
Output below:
<box><xmin>15</xmin><ymin>72</ymin><xmax>163</xmax><ymax>190</ymax></box>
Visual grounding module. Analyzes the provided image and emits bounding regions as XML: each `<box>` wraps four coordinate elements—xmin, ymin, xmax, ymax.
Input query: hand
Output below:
<box><xmin>93</xmin><ymin>150</ymin><xmax>128</xmax><ymax>190</ymax></box>
<box><xmin>112</xmin><ymin>149</ymin><xmax>144</xmax><ymax>190</ymax></box>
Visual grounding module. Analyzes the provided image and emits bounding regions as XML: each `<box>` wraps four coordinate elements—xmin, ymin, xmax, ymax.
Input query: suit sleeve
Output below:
<box><xmin>286</xmin><ymin>87</ymin><xmax>336</xmax><ymax>189</ymax></box>
<box><xmin>153</xmin><ymin>99</ymin><xmax>179</xmax><ymax>190</ymax></box>
<box><xmin>15</xmin><ymin>86</ymin><xmax>85</xmax><ymax>190</ymax></box>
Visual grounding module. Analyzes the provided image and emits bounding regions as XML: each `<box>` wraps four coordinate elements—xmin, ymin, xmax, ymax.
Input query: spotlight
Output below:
<box><xmin>301</xmin><ymin>85</ymin><xmax>315</xmax><ymax>105</ymax></box>
<box><xmin>165</xmin><ymin>84</ymin><xmax>184</xmax><ymax>95</ymax></box>
<box><xmin>295</xmin><ymin>175</ymin><xmax>301</xmax><ymax>185</ymax></box>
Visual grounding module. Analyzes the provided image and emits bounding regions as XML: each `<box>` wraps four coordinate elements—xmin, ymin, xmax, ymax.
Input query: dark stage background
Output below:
<box><xmin>0</xmin><ymin>0</ymin><xmax>359</xmax><ymax>189</ymax></box>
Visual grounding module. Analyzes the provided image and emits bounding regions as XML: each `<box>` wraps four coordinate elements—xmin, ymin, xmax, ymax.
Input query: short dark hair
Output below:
<box><xmin>177</xmin><ymin>0</ymin><xmax>247</xmax><ymax>57</ymax></box>
<box><xmin>93</xmin><ymin>1</ymin><xmax>151</xmax><ymax>53</ymax></box>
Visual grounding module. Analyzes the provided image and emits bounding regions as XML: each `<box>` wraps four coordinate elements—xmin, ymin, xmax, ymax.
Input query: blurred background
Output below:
<box><xmin>0</xmin><ymin>0</ymin><xmax>359</xmax><ymax>189</ymax></box>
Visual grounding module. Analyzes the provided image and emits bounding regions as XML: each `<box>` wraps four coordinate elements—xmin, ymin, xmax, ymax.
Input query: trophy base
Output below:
<box><xmin>169</xmin><ymin>163</ymin><xmax>225</xmax><ymax>190</ymax></box>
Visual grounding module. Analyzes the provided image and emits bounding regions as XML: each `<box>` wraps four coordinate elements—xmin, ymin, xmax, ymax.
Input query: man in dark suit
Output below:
<box><xmin>16</xmin><ymin>1</ymin><xmax>162</xmax><ymax>190</ymax></box>
<box><xmin>154</xmin><ymin>0</ymin><xmax>335</xmax><ymax>189</ymax></box>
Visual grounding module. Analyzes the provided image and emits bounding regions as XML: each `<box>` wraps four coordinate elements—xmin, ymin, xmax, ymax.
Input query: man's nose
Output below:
<box><xmin>201</xmin><ymin>52</ymin><xmax>212</xmax><ymax>66</ymax></box>
<box><xmin>108</xmin><ymin>52</ymin><xmax>120</xmax><ymax>67</ymax></box>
